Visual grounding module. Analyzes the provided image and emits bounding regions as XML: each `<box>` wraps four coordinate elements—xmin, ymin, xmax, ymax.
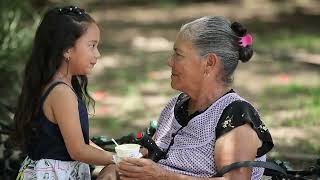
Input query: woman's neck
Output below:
<box><xmin>187</xmin><ymin>84</ymin><xmax>230</xmax><ymax>115</ymax></box>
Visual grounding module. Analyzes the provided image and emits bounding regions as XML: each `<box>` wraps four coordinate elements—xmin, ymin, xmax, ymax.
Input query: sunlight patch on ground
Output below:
<box><xmin>91</xmin><ymin>55</ymin><xmax>121</xmax><ymax>75</ymax></box>
<box><xmin>142</xmin><ymin>95</ymin><xmax>169</xmax><ymax>110</ymax></box>
<box><xmin>146</xmin><ymin>69</ymin><xmax>171</xmax><ymax>81</ymax></box>
<box><xmin>294</xmin><ymin>0</ymin><xmax>320</xmax><ymax>14</ymax></box>
<box><xmin>92</xmin><ymin>2</ymin><xmax>278</xmax><ymax>24</ymax></box>
<box><xmin>269</xmin><ymin>127</ymin><xmax>320</xmax><ymax>159</ymax></box>
<box><xmin>264</xmin><ymin>110</ymin><xmax>308</xmax><ymax>126</ymax></box>
<box><xmin>234</xmin><ymin>54</ymin><xmax>320</xmax><ymax>97</ymax></box>
<box><xmin>90</xmin><ymin>0</ymin><xmax>320</xmax><ymax>25</ymax></box>
<box><xmin>270</xmin><ymin>127</ymin><xmax>310</xmax><ymax>142</ymax></box>
<box><xmin>131</xmin><ymin>36</ymin><xmax>173</xmax><ymax>52</ymax></box>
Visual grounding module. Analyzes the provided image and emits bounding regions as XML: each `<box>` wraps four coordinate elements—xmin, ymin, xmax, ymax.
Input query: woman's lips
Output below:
<box><xmin>171</xmin><ymin>72</ymin><xmax>178</xmax><ymax>76</ymax></box>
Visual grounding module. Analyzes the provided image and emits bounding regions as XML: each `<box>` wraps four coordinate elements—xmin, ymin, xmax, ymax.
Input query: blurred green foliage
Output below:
<box><xmin>0</xmin><ymin>0</ymin><xmax>39</xmax><ymax>107</ymax></box>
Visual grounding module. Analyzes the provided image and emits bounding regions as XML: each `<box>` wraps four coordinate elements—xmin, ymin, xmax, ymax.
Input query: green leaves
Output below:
<box><xmin>0</xmin><ymin>0</ymin><xmax>38</xmax><ymax>105</ymax></box>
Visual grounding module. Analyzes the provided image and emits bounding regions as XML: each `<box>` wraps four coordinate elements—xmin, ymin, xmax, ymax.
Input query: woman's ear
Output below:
<box><xmin>205</xmin><ymin>53</ymin><xmax>218</xmax><ymax>74</ymax></box>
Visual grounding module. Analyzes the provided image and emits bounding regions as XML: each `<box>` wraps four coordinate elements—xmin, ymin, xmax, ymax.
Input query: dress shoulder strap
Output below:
<box><xmin>39</xmin><ymin>81</ymin><xmax>75</xmax><ymax>104</ymax></box>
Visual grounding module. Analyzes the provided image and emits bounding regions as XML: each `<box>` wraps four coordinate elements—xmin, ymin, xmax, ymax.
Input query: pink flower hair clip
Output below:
<box><xmin>239</xmin><ymin>34</ymin><xmax>253</xmax><ymax>47</ymax></box>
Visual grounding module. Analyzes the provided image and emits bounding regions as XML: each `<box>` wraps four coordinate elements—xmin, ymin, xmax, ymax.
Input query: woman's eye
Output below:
<box><xmin>173</xmin><ymin>52</ymin><xmax>181</xmax><ymax>57</ymax></box>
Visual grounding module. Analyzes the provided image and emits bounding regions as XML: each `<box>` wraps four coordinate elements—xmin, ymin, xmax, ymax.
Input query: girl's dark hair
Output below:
<box><xmin>231</xmin><ymin>21</ymin><xmax>253</xmax><ymax>62</ymax></box>
<box><xmin>11</xmin><ymin>6</ymin><xmax>96</xmax><ymax>149</ymax></box>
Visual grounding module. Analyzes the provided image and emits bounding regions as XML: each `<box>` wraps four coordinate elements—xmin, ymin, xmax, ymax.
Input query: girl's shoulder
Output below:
<box><xmin>43</xmin><ymin>81</ymin><xmax>78</xmax><ymax>107</ymax></box>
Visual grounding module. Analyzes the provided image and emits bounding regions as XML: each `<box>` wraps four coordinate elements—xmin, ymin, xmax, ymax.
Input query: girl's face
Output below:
<box><xmin>68</xmin><ymin>23</ymin><xmax>101</xmax><ymax>75</ymax></box>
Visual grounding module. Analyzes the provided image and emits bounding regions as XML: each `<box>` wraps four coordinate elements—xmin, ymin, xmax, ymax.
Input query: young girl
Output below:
<box><xmin>12</xmin><ymin>6</ymin><xmax>113</xmax><ymax>179</ymax></box>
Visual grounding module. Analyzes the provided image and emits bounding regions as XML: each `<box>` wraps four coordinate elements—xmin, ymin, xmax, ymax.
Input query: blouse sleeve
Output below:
<box><xmin>215</xmin><ymin>100</ymin><xmax>274</xmax><ymax>157</ymax></box>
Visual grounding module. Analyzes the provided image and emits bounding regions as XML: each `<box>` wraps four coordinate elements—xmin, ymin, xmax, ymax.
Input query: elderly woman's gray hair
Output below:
<box><xmin>180</xmin><ymin>16</ymin><xmax>253</xmax><ymax>85</ymax></box>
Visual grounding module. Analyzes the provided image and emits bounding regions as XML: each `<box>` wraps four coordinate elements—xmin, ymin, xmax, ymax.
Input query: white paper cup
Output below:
<box><xmin>115</xmin><ymin>144</ymin><xmax>141</xmax><ymax>158</ymax></box>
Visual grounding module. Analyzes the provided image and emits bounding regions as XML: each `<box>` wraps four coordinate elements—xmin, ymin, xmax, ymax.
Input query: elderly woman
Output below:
<box><xmin>101</xmin><ymin>16</ymin><xmax>273</xmax><ymax>180</ymax></box>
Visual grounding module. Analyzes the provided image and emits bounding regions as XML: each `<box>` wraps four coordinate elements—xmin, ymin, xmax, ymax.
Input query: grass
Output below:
<box><xmin>256</xmin><ymin>84</ymin><xmax>320</xmax><ymax>167</ymax></box>
<box><xmin>90</xmin><ymin>116</ymin><xmax>137</xmax><ymax>137</ymax></box>
<box><xmin>258</xmin><ymin>84</ymin><xmax>320</xmax><ymax>127</ymax></box>
<box><xmin>93</xmin><ymin>51</ymin><xmax>170</xmax><ymax>95</ymax></box>
<box><xmin>254</xmin><ymin>32</ymin><xmax>320</xmax><ymax>55</ymax></box>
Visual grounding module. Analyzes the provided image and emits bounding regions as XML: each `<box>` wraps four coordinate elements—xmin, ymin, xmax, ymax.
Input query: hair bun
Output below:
<box><xmin>231</xmin><ymin>22</ymin><xmax>253</xmax><ymax>62</ymax></box>
<box><xmin>239</xmin><ymin>47</ymin><xmax>253</xmax><ymax>62</ymax></box>
<box><xmin>231</xmin><ymin>22</ymin><xmax>247</xmax><ymax>37</ymax></box>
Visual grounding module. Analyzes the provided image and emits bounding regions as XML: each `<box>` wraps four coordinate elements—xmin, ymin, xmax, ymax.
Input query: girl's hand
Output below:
<box><xmin>140</xmin><ymin>147</ymin><xmax>148</xmax><ymax>158</ymax></box>
<box><xmin>97</xmin><ymin>164</ymin><xmax>119</xmax><ymax>180</ymax></box>
<box><xmin>117</xmin><ymin>158</ymin><xmax>166</xmax><ymax>180</ymax></box>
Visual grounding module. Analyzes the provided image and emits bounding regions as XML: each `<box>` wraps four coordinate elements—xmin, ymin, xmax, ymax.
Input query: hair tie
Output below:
<box><xmin>58</xmin><ymin>6</ymin><xmax>85</xmax><ymax>16</ymax></box>
<box><xmin>239</xmin><ymin>34</ymin><xmax>253</xmax><ymax>47</ymax></box>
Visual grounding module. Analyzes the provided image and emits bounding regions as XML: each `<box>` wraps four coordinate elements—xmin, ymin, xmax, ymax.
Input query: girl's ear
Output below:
<box><xmin>63</xmin><ymin>48</ymin><xmax>72</xmax><ymax>60</ymax></box>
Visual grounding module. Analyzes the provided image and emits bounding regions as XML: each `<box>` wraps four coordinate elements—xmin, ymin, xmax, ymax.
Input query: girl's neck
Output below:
<box><xmin>53</xmin><ymin>71</ymin><xmax>72</xmax><ymax>86</ymax></box>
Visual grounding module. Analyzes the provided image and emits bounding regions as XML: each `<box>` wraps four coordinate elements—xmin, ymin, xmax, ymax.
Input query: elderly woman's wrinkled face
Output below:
<box><xmin>168</xmin><ymin>33</ymin><xmax>206</xmax><ymax>93</ymax></box>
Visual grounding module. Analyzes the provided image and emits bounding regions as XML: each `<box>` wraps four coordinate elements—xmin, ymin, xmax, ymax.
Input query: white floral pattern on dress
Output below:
<box><xmin>16</xmin><ymin>156</ymin><xmax>90</xmax><ymax>180</ymax></box>
<box><xmin>222</xmin><ymin>115</ymin><xmax>235</xmax><ymax>128</ymax></box>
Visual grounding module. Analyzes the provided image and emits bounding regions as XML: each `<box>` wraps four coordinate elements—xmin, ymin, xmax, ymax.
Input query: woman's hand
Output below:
<box><xmin>117</xmin><ymin>158</ymin><xmax>167</xmax><ymax>180</ymax></box>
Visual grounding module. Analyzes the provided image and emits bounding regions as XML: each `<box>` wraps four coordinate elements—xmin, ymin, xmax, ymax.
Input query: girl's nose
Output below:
<box><xmin>96</xmin><ymin>50</ymin><xmax>101</xmax><ymax>59</ymax></box>
<box><xmin>167</xmin><ymin>57</ymin><xmax>173</xmax><ymax>67</ymax></box>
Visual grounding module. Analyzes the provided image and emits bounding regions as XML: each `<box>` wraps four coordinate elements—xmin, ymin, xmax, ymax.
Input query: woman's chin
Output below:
<box><xmin>170</xmin><ymin>82</ymin><xmax>181</xmax><ymax>91</ymax></box>
<box><xmin>170</xmin><ymin>81</ymin><xmax>176</xmax><ymax>89</ymax></box>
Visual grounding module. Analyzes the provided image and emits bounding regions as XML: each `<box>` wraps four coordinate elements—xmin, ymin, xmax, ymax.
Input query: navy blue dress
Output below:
<box><xmin>26</xmin><ymin>81</ymin><xmax>89</xmax><ymax>161</ymax></box>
